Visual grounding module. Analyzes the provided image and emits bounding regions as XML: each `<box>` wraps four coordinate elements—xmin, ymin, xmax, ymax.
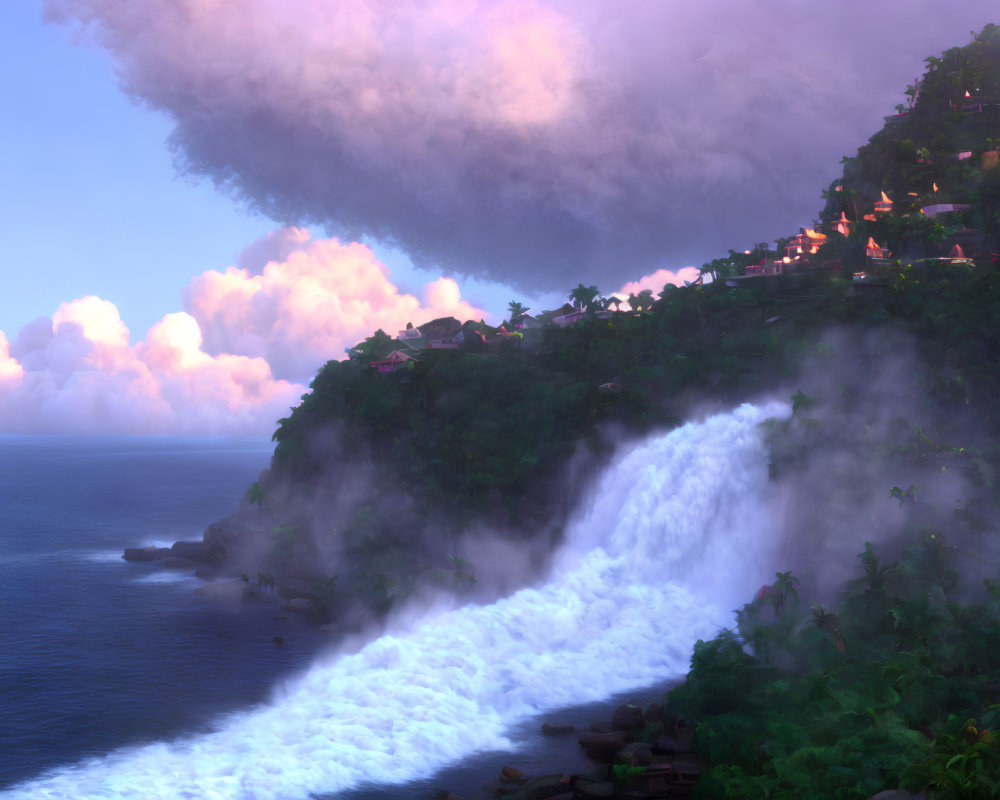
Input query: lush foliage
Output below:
<box><xmin>668</xmin><ymin>529</ymin><xmax>1000</xmax><ymax>799</ymax></box>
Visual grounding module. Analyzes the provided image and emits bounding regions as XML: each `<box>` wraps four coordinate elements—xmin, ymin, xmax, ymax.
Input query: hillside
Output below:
<box><xmin>136</xmin><ymin>24</ymin><xmax>1000</xmax><ymax>798</ymax></box>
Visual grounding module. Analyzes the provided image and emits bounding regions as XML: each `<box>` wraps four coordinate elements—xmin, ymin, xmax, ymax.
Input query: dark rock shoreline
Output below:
<box><xmin>437</xmin><ymin>699</ymin><xmax>700</xmax><ymax>800</ymax></box>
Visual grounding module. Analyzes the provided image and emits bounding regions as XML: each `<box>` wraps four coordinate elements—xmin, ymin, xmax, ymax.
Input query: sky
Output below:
<box><xmin>0</xmin><ymin>0</ymin><xmax>995</xmax><ymax>436</ymax></box>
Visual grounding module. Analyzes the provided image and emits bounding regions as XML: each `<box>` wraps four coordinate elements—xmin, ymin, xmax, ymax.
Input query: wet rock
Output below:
<box><xmin>541</xmin><ymin>723</ymin><xmax>575</xmax><ymax>736</ymax></box>
<box><xmin>619</xmin><ymin>742</ymin><xmax>653</xmax><ymax>765</ymax></box>
<box><xmin>435</xmin><ymin>792</ymin><xmax>467</xmax><ymax>800</ymax></box>
<box><xmin>569</xmin><ymin>775</ymin><xmax>615</xmax><ymax>799</ymax></box>
<box><xmin>500</xmin><ymin>766</ymin><xmax>524</xmax><ymax>782</ymax></box>
<box><xmin>169</xmin><ymin>541</ymin><xmax>209</xmax><ymax>563</ymax></box>
<box><xmin>611</xmin><ymin>701</ymin><xmax>644</xmax><ymax>731</ymax></box>
<box><xmin>643</xmin><ymin>702</ymin><xmax>663</xmax><ymax>724</ymax></box>
<box><xmin>122</xmin><ymin>546</ymin><xmax>169</xmax><ymax>562</ymax></box>
<box><xmin>578</xmin><ymin>730</ymin><xmax>630</xmax><ymax>761</ymax></box>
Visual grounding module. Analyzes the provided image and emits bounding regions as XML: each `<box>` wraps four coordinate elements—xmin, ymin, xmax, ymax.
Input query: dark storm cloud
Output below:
<box><xmin>46</xmin><ymin>0</ymin><xmax>998</xmax><ymax>290</ymax></box>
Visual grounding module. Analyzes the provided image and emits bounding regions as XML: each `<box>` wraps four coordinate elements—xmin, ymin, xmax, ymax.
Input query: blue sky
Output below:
<box><xmin>0</xmin><ymin>2</ymin><xmax>563</xmax><ymax>340</ymax></box>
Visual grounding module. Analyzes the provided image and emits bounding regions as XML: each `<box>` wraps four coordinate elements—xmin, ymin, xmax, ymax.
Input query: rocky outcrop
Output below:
<box><xmin>122</xmin><ymin>545</ymin><xmax>170</xmax><ymax>562</ymax></box>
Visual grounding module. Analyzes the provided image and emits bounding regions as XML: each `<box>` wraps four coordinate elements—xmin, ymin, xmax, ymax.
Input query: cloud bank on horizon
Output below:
<box><xmin>0</xmin><ymin>231</ymin><xmax>491</xmax><ymax>435</ymax></box>
<box><xmin>45</xmin><ymin>0</ymin><xmax>997</xmax><ymax>290</ymax></box>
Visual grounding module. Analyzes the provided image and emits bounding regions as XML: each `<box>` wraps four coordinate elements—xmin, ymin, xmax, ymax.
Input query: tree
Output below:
<box><xmin>628</xmin><ymin>289</ymin><xmax>655</xmax><ymax>312</ymax></box>
<box><xmin>569</xmin><ymin>283</ymin><xmax>599</xmax><ymax>310</ymax></box>
<box><xmin>507</xmin><ymin>301</ymin><xmax>529</xmax><ymax>327</ymax></box>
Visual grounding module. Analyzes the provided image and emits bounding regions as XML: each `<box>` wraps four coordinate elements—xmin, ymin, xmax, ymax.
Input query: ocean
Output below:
<box><xmin>0</xmin><ymin>403</ymin><xmax>788</xmax><ymax>799</ymax></box>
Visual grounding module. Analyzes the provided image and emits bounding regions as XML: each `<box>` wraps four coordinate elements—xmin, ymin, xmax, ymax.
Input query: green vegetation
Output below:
<box><xmin>667</xmin><ymin>529</ymin><xmax>1000</xmax><ymax>799</ymax></box>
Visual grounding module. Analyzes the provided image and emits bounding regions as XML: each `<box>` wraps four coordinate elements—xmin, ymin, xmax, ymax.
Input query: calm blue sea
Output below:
<box><xmin>0</xmin><ymin>436</ymin><xmax>332</xmax><ymax>788</ymax></box>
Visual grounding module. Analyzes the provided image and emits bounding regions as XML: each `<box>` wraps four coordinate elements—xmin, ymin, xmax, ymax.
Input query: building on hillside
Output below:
<box><xmin>425</xmin><ymin>337</ymin><xmax>459</xmax><ymax>349</ymax></box>
<box><xmin>959</xmin><ymin>90</ymin><xmax>986</xmax><ymax>113</ymax></box>
<box><xmin>552</xmin><ymin>310</ymin><xmax>587</xmax><ymax>327</ymax></box>
<box><xmin>534</xmin><ymin>303</ymin><xmax>576</xmax><ymax>325</ymax></box>
<box><xmin>874</xmin><ymin>191</ymin><xmax>894</xmax><ymax>214</ymax></box>
<box><xmin>370</xmin><ymin>350</ymin><xmax>417</xmax><ymax>374</ymax></box>
<box><xmin>785</xmin><ymin>227</ymin><xmax>827</xmax><ymax>260</ymax></box>
<box><xmin>864</xmin><ymin>237</ymin><xmax>892</xmax><ymax>260</ymax></box>
<box><xmin>396</xmin><ymin>326</ymin><xmax>423</xmax><ymax>345</ymax></box>
<box><xmin>831</xmin><ymin>212</ymin><xmax>852</xmax><ymax>237</ymax></box>
<box><xmin>921</xmin><ymin>203</ymin><xmax>971</xmax><ymax>218</ymax></box>
<box><xmin>515</xmin><ymin>314</ymin><xmax>544</xmax><ymax>330</ymax></box>
<box><xmin>938</xmin><ymin>229</ymin><xmax>1000</xmax><ymax>265</ymax></box>
<box><xmin>417</xmin><ymin>316</ymin><xmax>462</xmax><ymax>342</ymax></box>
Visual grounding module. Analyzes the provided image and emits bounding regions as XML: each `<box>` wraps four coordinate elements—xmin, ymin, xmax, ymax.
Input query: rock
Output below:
<box><xmin>588</xmin><ymin>721</ymin><xmax>615</xmax><ymax>734</ymax></box>
<box><xmin>643</xmin><ymin>702</ymin><xmax>664</xmax><ymax>724</ymax></box>
<box><xmin>169</xmin><ymin>541</ymin><xmax>209</xmax><ymax>563</ymax></box>
<box><xmin>578</xmin><ymin>730</ymin><xmax>630</xmax><ymax>761</ymax></box>
<box><xmin>498</xmin><ymin>774</ymin><xmax>569</xmax><ymax>800</ymax></box>
<box><xmin>619</xmin><ymin>743</ymin><xmax>653</xmax><ymax>765</ymax></box>
<box><xmin>435</xmin><ymin>792</ymin><xmax>467</xmax><ymax>800</ymax></box>
<box><xmin>541</xmin><ymin>723</ymin><xmax>575</xmax><ymax>736</ymax></box>
<box><xmin>500</xmin><ymin>766</ymin><xmax>524</xmax><ymax>782</ymax></box>
<box><xmin>866</xmin><ymin>792</ymin><xmax>922</xmax><ymax>800</ymax></box>
<box><xmin>162</xmin><ymin>557</ymin><xmax>194</xmax><ymax>569</ymax></box>
<box><xmin>612</xmin><ymin>701</ymin><xmax>644</xmax><ymax>731</ymax></box>
<box><xmin>569</xmin><ymin>775</ymin><xmax>615</xmax><ymax>799</ymax></box>
<box><xmin>122</xmin><ymin>546</ymin><xmax>170</xmax><ymax>562</ymax></box>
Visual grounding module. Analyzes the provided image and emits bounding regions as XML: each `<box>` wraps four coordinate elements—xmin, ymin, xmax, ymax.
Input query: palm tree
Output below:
<box><xmin>771</xmin><ymin>570</ymin><xmax>800</xmax><ymax>616</ymax></box>
<box><xmin>507</xmin><ymin>301</ymin><xmax>529</xmax><ymax>327</ymax></box>
<box><xmin>569</xmin><ymin>283</ymin><xmax>599</xmax><ymax>310</ymax></box>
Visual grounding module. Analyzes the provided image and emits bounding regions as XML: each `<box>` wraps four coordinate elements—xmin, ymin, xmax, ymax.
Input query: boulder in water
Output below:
<box><xmin>578</xmin><ymin>730</ymin><xmax>629</xmax><ymax>761</ymax></box>
<box><xmin>122</xmin><ymin>546</ymin><xmax>170</xmax><ymax>562</ymax></box>
<box><xmin>169</xmin><ymin>541</ymin><xmax>209</xmax><ymax>562</ymax></box>
<box><xmin>643</xmin><ymin>702</ymin><xmax>664</xmax><ymax>724</ymax></box>
<box><xmin>570</xmin><ymin>775</ymin><xmax>615</xmax><ymax>799</ymax></box>
<box><xmin>611</xmin><ymin>701</ymin><xmax>644</xmax><ymax>730</ymax></box>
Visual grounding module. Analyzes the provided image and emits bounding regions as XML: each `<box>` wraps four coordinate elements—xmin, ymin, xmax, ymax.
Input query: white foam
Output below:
<box><xmin>132</xmin><ymin>571</ymin><xmax>199</xmax><ymax>585</ymax></box>
<box><xmin>6</xmin><ymin>403</ymin><xmax>789</xmax><ymax>800</ymax></box>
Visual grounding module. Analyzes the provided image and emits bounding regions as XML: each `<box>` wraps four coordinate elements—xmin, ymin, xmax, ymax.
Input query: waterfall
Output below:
<box><xmin>8</xmin><ymin>402</ymin><xmax>789</xmax><ymax>800</ymax></box>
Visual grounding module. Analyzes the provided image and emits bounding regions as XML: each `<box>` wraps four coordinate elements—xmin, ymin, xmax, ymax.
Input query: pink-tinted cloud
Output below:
<box><xmin>182</xmin><ymin>228</ymin><xmax>488</xmax><ymax>381</ymax></box>
<box><xmin>46</xmin><ymin>0</ymin><xmax>997</xmax><ymax>291</ymax></box>
<box><xmin>614</xmin><ymin>267</ymin><xmax>702</xmax><ymax>304</ymax></box>
<box><xmin>0</xmin><ymin>296</ymin><xmax>302</xmax><ymax>435</ymax></box>
<box><xmin>0</xmin><ymin>229</ymin><xmax>490</xmax><ymax>434</ymax></box>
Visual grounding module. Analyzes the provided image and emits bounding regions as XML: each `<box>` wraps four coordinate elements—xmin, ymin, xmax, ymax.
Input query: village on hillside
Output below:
<box><xmin>353</xmin><ymin>33</ymin><xmax>1000</xmax><ymax>378</ymax></box>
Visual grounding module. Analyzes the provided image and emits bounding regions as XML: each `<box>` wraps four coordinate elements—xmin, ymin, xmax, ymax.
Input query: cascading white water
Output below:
<box><xmin>8</xmin><ymin>402</ymin><xmax>789</xmax><ymax>800</ymax></box>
